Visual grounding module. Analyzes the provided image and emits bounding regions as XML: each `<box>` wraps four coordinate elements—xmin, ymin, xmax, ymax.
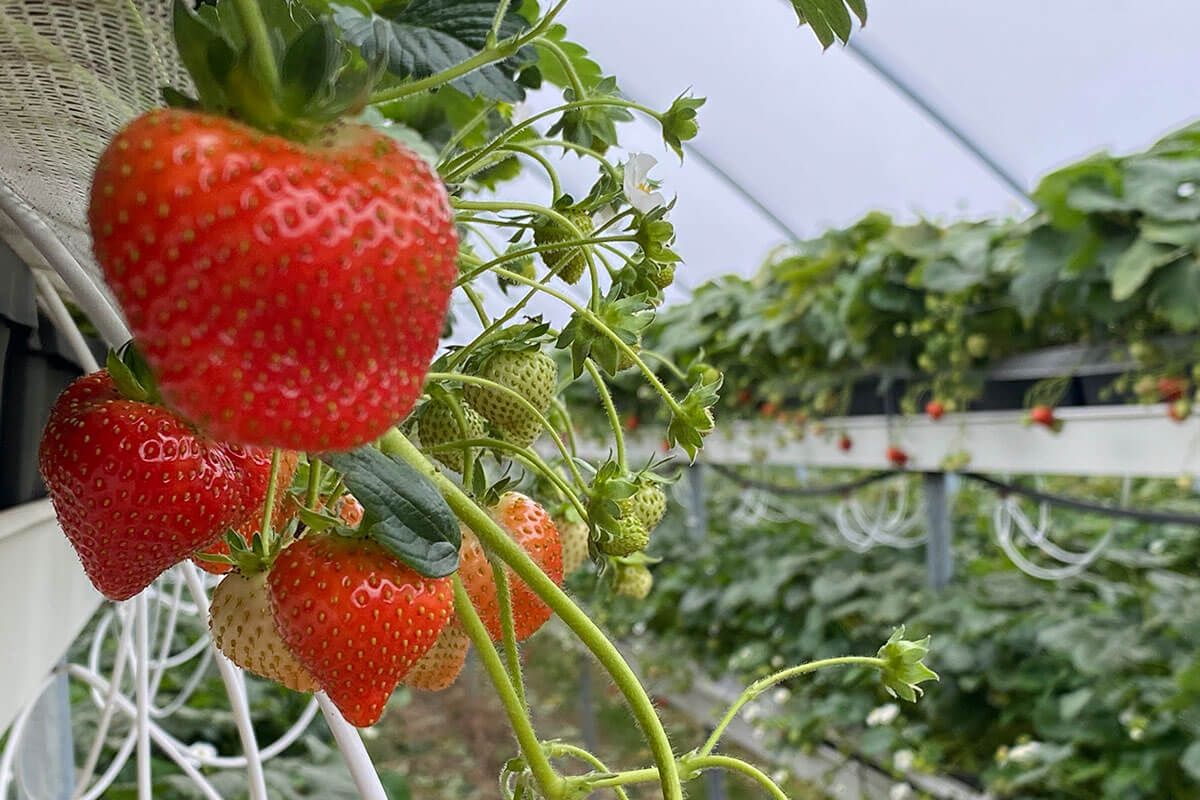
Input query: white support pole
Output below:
<box><xmin>179</xmin><ymin>564</ymin><xmax>269</xmax><ymax>800</ymax></box>
<box><xmin>133</xmin><ymin>594</ymin><xmax>151</xmax><ymax>800</ymax></box>
<box><xmin>316</xmin><ymin>693</ymin><xmax>388</xmax><ymax>800</ymax></box>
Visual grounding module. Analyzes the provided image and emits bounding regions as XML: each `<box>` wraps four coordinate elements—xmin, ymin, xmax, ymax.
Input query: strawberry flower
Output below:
<box><xmin>624</xmin><ymin>153</ymin><xmax>666</xmax><ymax>214</ymax></box>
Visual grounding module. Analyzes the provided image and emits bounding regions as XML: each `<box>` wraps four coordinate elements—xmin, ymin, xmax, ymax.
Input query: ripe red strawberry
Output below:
<box><xmin>39</xmin><ymin>370</ymin><xmax>275</xmax><ymax>600</ymax></box>
<box><xmin>192</xmin><ymin>451</ymin><xmax>299</xmax><ymax>575</ymax></box>
<box><xmin>89</xmin><ymin>109</ymin><xmax>458</xmax><ymax>452</ymax></box>
<box><xmin>209</xmin><ymin>570</ymin><xmax>319</xmax><ymax>692</ymax></box>
<box><xmin>925</xmin><ymin>401</ymin><xmax>945</xmax><ymax>421</ymax></box>
<box><xmin>886</xmin><ymin>446</ymin><xmax>909</xmax><ymax>468</ymax></box>
<box><xmin>402</xmin><ymin>624</ymin><xmax>470</xmax><ymax>692</ymax></box>
<box><xmin>1159</xmin><ymin>376</ymin><xmax>1187</xmax><ymax>402</ymax></box>
<box><xmin>838</xmin><ymin>435</ymin><xmax>853</xmax><ymax>452</ymax></box>
<box><xmin>268</xmin><ymin>533</ymin><xmax>453</xmax><ymax>727</ymax></box>
<box><xmin>1028</xmin><ymin>404</ymin><xmax>1056</xmax><ymax>428</ymax></box>
<box><xmin>457</xmin><ymin>493</ymin><xmax>563</xmax><ymax>641</ymax></box>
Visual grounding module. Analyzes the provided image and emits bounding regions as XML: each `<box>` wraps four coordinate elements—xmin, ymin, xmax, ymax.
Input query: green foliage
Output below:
<box><xmin>584</xmin><ymin>473</ymin><xmax>1200</xmax><ymax>799</ymax></box>
<box><xmin>588</xmin><ymin>123</ymin><xmax>1200</xmax><ymax>424</ymax></box>
<box><xmin>331</xmin><ymin>0</ymin><xmax>531</xmax><ymax>101</ymax></box>
<box><xmin>789</xmin><ymin>0</ymin><xmax>867</xmax><ymax>48</ymax></box>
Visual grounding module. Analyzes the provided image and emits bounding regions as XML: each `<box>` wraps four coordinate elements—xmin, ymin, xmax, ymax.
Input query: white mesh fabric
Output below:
<box><xmin>0</xmin><ymin>0</ymin><xmax>187</xmax><ymax>295</ymax></box>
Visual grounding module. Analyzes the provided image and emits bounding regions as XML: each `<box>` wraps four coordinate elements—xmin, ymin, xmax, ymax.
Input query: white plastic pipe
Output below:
<box><xmin>317</xmin><ymin>693</ymin><xmax>389</xmax><ymax>800</ymax></box>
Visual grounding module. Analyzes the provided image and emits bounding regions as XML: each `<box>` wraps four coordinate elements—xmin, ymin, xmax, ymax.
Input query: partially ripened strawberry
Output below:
<box><xmin>1159</xmin><ymin>376</ymin><xmax>1188</xmax><ymax>402</ymax></box>
<box><xmin>886</xmin><ymin>446</ymin><xmax>909</xmax><ymax>468</ymax></box>
<box><xmin>457</xmin><ymin>493</ymin><xmax>563</xmax><ymax>641</ymax></box>
<box><xmin>269</xmin><ymin>534</ymin><xmax>452</xmax><ymax>726</ymax></box>
<box><xmin>401</xmin><ymin>624</ymin><xmax>470</xmax><ymax>692</ymax></box>
<box><xmin>89</xmin><ymin>109</ymin><xmax>458</xmax><ymax>452</ymax></box>
<box><xmin>39</xmin><ymin>370</ymin><xmax>275</xmax><ymax>600</ymax></box>
<box><xmin>192</xmin><ymin>451</ymin><xmax>299</xmax><ymax>575</ymax></box>
<box><xmin>925</xmin><ymin>401</ymin><xmax>945</xmax><ymax>421</ymax></box>
<box><xmin>464</xmin><ymin>348</ymin><xmax>557</xmax><ymax>435</ymax></box>
<box><xmin>209</xmin><ymin>570</ymin><xmax>319</xmax><ymax>692</ymax></box>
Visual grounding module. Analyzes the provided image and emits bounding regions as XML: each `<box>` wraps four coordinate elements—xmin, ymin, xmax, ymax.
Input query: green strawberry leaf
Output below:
<box><xmin>790</xmin><ymin>0</ymin><xmax>865</xmax><ymax>48</ymax></box>
<box><xmin>325</xmin><ymin>446</ymin><xmax>461</xmax><ymax>577</ymax></box>
<box><xmin>546</xmin><ymin>77</ymin><xmax>633</xmax><ymax>155</ymax></box>
<box><xmin>331</xmin><ymin>0</ymin><xmax>531</xmax><ymax>102</ymax></box>
<box><xmin>557</xmin><ymin>296</ymin><xmax>653</xmax><ymax>377</ymax></box>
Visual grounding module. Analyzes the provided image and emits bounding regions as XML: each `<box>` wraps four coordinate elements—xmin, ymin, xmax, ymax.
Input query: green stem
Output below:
<box><xmin>426</xmin><ymin>436</ymin><xmax>586</xmax><ymax>522</ymax></box>
<box><xmin>442</xmin><ymin>97</ymin><xmax>661</xmax><ymax>181</ymax></box>
<box><xmin>699</xmin><ymin>655</ymin><xmax>887</xmax><ymax>757</ymax></box>
<box><xmin>487</xmin><ymin>0</ymin><xmax>513</xmax><ymax>45</ymax></box>
<box><xmin>437</xmin><ymin>101</ymin><xmax>499</xmax><ymax>163</ymax></box>
<box><xmin>371</xmin><ymin>0</ymin><xmax>570</xmax><ymax>107</ymax></box>
<box><xmin>445</xmin><ymin>393</ymin><xmax>479</xmax><ymax>483</ymax></box>
<box><xmin>492</xmin><ymin>563</ymin><xmax>527</xmax><ymax>710</ymax></box>
<box><xmin>547</xmin><ymin>744</ymin><xmax>631</xmax><ymax>800</ymax></box>
<box><xmin>427</xmin><ymin>372</ymin><xmax>585</xmax><ymax>487</ymax></box>
<box><xmin>304</xmin><ymin>458</ymin><xmax>322</xmax><ymax>510</ymax></box>
<box><xmin>455</xmin><ymin>234</ymin><xmax>637</xmax><ymax>287</ymax></box>
<box><xmin>639</xmin><ymin>349</ymin><xmax>688</xmax><ymax>381</ymax></box>
<box><xmin>535</xmin><ymin>38</ymin><xmax>587</xmax><ymax>99</ymax></box>
<box><xmin>381</xmin><ymin>431</ymin><xmax>683</xmax><ymax>800</ymax></box>
<box><xmin>500</xmin><ymin>143</ymin><xmax>563</xmax><ymax>200</ymax></box>
<box><xmin>231</xmin><ymin>0</ymin><xmax>281</xmax><ymax>96</ymax></box>
<box><xmin>258</xmin><ymin>449</ymin><xmax>283</xmax><ymax>552</ymax></box>
<box><xmin>683</xmin><ymin>755</ymin><xmax>788</xmax><ymax>800</ymax></box>
<box><xmin>453</xmin><ymin>576</ymin><xmax>562</xmax><ymax>797</ymax></box>
<box><xmin>585</xmin><ymin>767</ymin><xmax>659</xmax><ymax>789</ymax></box>
<box><xmin>584</xmin><ymin>359</ymin><xmax>627</xmax><ymax>470</ymax></box>
<box><xmin>462</xmin><ymin>284</ymin><xmax>491</xmax><ymax>327</ymax></box>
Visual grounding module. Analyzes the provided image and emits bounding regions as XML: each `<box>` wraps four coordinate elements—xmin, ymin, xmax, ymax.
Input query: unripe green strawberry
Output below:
<box><xmin>499</xmin><ymin>415</ymin><xmax>544</xmax><ymax>449</ymax></box>
<box><xmin>418</xmin><ymin>398</ymin><xmax>486</xmax><ymax>473</ymax></box>
<box><xmin>613</xmin><ymin>563</ymin><xmax>653</xmax><ymax>599</ymax></box>
<box><xmin>534</xmin><ymin>211</ymin><xmax>594</xmax><ymax>284</ymax></box>
<box><xmin>651</xmin><ymin>261</ymin><xmax>675</xmax><ymax>291</ymax></box>
<box><xmin>465</xmin><ymin>348</ymin><xmax>557</xmax><ymax>431</ymax></box>
<box><xmin>620</xmin><ymin>484</ymin><xmax>667</xmax><ymax>531</ymax></box>
<box><xmin>597</xmin><ymin>515</ymin><xmax>649</xmax><ymax>557</ymax></box>
<box><xmin>558</xmin><ymin>518</ymin><xmax>590</xmax><ymax>574</ymax></box>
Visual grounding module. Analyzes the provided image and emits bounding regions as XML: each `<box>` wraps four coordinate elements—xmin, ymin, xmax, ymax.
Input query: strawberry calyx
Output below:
<box><xmin>171</xmin><ymin>0</ymin><xmax>382</xmax><ymax>141</ymax></box>
<box><xmin>105</xmin><ymin>343</ymin><xmax>161</xmax><ymax>405</ymax></box>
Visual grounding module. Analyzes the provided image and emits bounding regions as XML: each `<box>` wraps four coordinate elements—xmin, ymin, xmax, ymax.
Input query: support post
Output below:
<box><xmin>703</xmin><ymin>732</ymin><xmax>728</xmax><ymax>800</ymax></box>
<box><xmin>922</xmin><ymin>472</ymin><xmax>954</xmax><ymax>590</ymax></box>
<box><xmin>15</xmin><ymin>667</ymin><xmax>74</xmax><ymax>800</ymax></box>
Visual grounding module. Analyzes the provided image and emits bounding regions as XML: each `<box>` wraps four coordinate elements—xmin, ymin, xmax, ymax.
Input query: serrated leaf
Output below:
<box><xmin>534</xmin><ymin>24</ymin><xmax>604</xmax><ymax>90</ymax></box>
<box><xmin>846</xmin><ymin>0</ymin><xmax>868</xmax><ymax>25</ymax></box>
<box><xmin>324</xmin><ymin>447</ymin><xmax>461</xmax><ymax>577</ymax></box>
<box><xmin>331</xmin><ymin>1</ymin><xmax>529</xmax><ymax>102</ymax></box>
<box><xmin>1110</xmin><ymin>237</ymin><xmax>1186</xmax><ymax>301</ymax></box>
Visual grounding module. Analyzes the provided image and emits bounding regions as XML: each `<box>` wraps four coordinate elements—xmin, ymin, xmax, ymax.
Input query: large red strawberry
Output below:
<box><xmin>268</xmin><ymin>533</ymin><xmax>453</xmax><ymax>727</ymax></box>
<box><xmin>39</xmin><ymin>370</ymin><xmax>275</xmax><ymax>600</ymax></box>
<box><xmin>192</xmin><ymin>451</ymin><xmax>299</xmax><ymax>575</ymax></box>
<box><xmin>457</xmin><ymin>492</ymin><xmax>563</xmax><ymax>642</ymax></box>
<box><xmin>89</xmin><ymin>109</ymin><xmax>458</xmax><ymax>452</ymax></box>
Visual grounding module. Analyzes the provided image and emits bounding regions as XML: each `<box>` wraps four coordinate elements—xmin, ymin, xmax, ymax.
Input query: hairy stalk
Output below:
<box><xmin>453</xmin><ymin>576</ymin><xmax>562</xmax><ymax>797</ymax></box>
<box><xmin>370</xmin><ymin>0</ymin><xmax>570</xmax><ymax>107</ymax></box>
<box><xmin>684</xmin><ymin>755</ymin><xmax>788</xmax><ymax>800</ymax></box>
<box><xmin>425</xmin><ymin>436</ymin><xmax>586</xmax><ymax>522</ymax></box>
<box><xmin>492</xmin><ymin>564</ymin><xmax>527</xmax><ymax>710</ymax></box>
<box><xmin>584</xmin><ymin>360</ymin><xmax>627</xmax><ymax>470</ymax></box>
<box><xmin>381</xmin><ymin>430</ymin><xmax>684</xmax><ymax>800</ymax></box>
<box><xmin>258</xmin><ymin>449</ymin><xmax>283</xmax><ymax>551</ymax></box>
<box><xmin>455</xmin><ymin>233</ymin><xmax>637</xmax><ymax>287</ymax></box>
<box><xmin>700</xmin><ymin>655</ymin><xmax>887</xmax><ymax>757</ymax></box>
<box><xmin>231</xmin><ymin>0</ymin><xmax>281</xmax><ymax>96</ymax></box>
<box><xmin>547</xmin><ymin>744</ymin><xmax>631</xmax><ymax>800</ymax></box>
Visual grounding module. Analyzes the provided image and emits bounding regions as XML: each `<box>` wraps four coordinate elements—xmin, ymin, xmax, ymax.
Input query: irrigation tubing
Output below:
<box><xmin>704</xmin><ymin>463</ymin><xmax>1200</xmax><ymax>527</ymax></box>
